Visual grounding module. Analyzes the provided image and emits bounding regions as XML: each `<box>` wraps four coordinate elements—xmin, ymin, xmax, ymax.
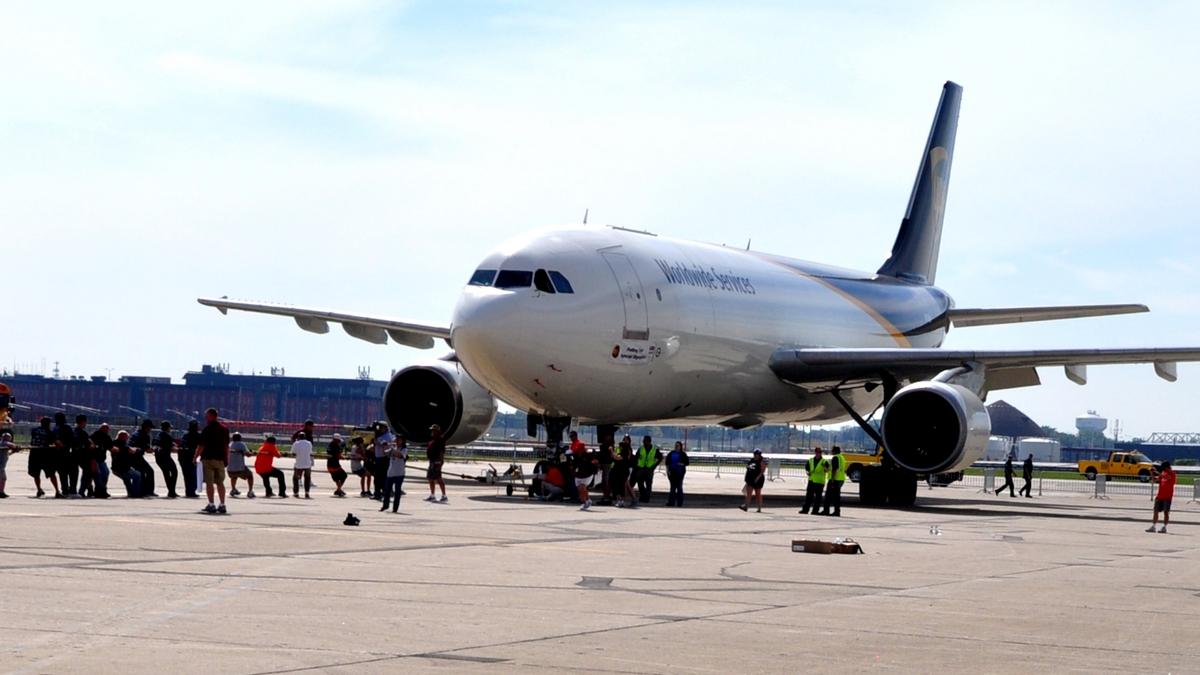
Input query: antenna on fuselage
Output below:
<box><xmin>745</xmin><ymin>238</ymin><xmax>751</xmax><ymax>251</ymax></box>
<box><xmin>583</xmin><ymin>208</ymin><xmax>589</xmax><ymax>225</ymax></box>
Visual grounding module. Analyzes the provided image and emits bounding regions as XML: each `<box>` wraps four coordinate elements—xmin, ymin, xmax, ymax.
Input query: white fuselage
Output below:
<box><xmin>450</xmin><ymin>226</ymin><xmax>952</xmax><ymax>427</ymax></box>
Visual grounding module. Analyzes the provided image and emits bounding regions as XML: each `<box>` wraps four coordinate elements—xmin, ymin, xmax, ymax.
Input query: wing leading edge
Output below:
<box><xmin>769</xmin><ymin>346</ymin><xmax>1200</xmax><ymax>390</ymax></box>
<box><xmin>197</xmin><ymin>297</ymin><xmax>449</xmax><ymax>349</ymax></box>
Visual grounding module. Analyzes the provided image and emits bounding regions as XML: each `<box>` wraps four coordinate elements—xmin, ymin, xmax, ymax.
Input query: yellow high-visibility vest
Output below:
<box><xmin>831</xmin><ymin>454</ymin><xmax>847</xmax><ymax>482</ymax></box>
<box><xmin>637</xmin><ymin>445</ymin><xmax>659</xmax><ymax>469</ymax></box>
<box><xmin>807</xmin><ymin>456</ymin><xmax>830</xmax><ymax>484</ymax></box>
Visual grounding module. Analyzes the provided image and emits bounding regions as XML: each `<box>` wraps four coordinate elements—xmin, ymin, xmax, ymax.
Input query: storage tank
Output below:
<box><xmin>986</xmin><ymin>436</ymin><xmax>1015</xmax><ymax>461</ymax></box>
<box><xmin>1076</xmin><ymin>410</ymin><xmax>1108</xmax><ymax>434</ymax></box>
<box><xmin>1016</xmin><ymin>437</ymin><xmax>1061</xmax><ymax>463</ymax></box>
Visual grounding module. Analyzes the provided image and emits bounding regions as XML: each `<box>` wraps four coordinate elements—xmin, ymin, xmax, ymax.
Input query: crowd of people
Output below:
<box><xmin>0</xmin><ymin>410</ymin><xmax>452</xmax><ymax>514</ymax></box>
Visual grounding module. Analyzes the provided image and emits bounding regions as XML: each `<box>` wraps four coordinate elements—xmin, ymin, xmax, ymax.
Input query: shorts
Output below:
<box><xmin>330</xmin><ymin>469</ymin><xmax>348</xmax><ymax>483</ymax></box>
<box><xmin>28</xmin><ymin>450</ymin><xmax>55</xmax><ymax>478</ymax></box>
<box><xmin>202</xmin><ymin>459</ymin><xmax>226</xmax><ymax>485</ymax></box>
<box><xmin>575</xmin><ymin>477</ymin><xmax>593</xmax><ymax>488</ymax></box>
<box><xmin>351</xmin><ymin>468</ymin><xmax>366</xmax><ymax>477</ymax></box>
<box><xmin>1155</xmin><ymin>499</ymin><xmax>1172</xmax><ymax>513</ymax></box>
<box><xmin>746</xmin><ymin>477</ymin><xmax>765</xmax><ymax>490</ymax></box>
<box><xmin>227</xmin><ymin>468</ymin><xmax>253</xmax><ymax>479</ymax></box>
<box><xmin>427</xmin><ymin>463</ymin><xmax>443</xmax><ymax>480</ymax></box>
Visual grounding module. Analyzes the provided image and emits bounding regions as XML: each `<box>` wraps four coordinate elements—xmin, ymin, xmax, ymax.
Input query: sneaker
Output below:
<box><xmin>425</xmin><ymin>495</ymin><xmax>437</xmax><ymax>502</ymax></box>
<box><xmin>1146</xmin><ymin>526</ymin><xmax>1157</xmax><ymax>532</ymax></box>
<box><xmin>204</xmin><ymin>504</ymin><xmax>217</xmax><ymax>514</ymax></box>
<box><xmin>230</xmin><ymin>488</ymin><xmax>240</xmax><ymax>497</ymax></box>
<box><xmin>217</xmin><ymin>504</ymin><xmax>227</xmax><ymax>514</ymax></box>
<box><xmin>1159</xmin><ymin>527</ymin><xmax>1168</xmax><ymax>534</ymax></box>
<box><xmin>439</xmin><ymin>495</ymin><xmax>448</xmax><ymax>503</ymax></box>
<box><xmin>305</xmin><ymin>493</ymin><xmax>312</xmax><ymax>500</ymax></box>
<box><xmin>280</xmin><ymin>493</ymin><xmax>288</xmax><ymax>499</ymax></box>
<box><xmin>36</xmin><ymin>489</ymin><xmax>45</xmax><ymax>498</ymax></box>
<box><xmin>54</xmin><ymin>492</ymin><xmax>65</xmax><ymax>499</ymax></box>
<box><xmin>739</xmin><ymin>504</ymin><xmax>748</xmax><ymax>512</ymax></box>
<box><xmin>360</xmin><ymin>491</ymin><xmax>369</xmax><ymax>498</ymax></box>
<box><xmin>264</xmin><ymin>492</ymin><xmax>274</xmax><ymax>498</ymax></box>
<box><xmin>167</xmin><ymin>493</ymin><xmax>179</xmax><ymax>499</ymax></box>
<box><xmin>247</xmin><ymin>491</ymin><xmax>256</xmax><ymax>499</ymax></box>
<box><xmin>756</xmin><ymin>507</ymin><xmax>762</xmax><ymax>513</ymax></box>
<box><xmin>379</xmin><ymin>504</ymin><xmax>388</xmax><ymax>512</ymax></box>
<box><xmin>0</xmin><ymin>492</ymin><xmax>8</xmax><ymax>498</ymax></box>
<box><xmin>580</xmin><ymin>502</ymin><xmax>590</xmax><ymax>511</ymax></box>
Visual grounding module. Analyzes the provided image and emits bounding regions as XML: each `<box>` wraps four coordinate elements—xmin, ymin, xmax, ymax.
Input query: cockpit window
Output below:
<box><xmin>468</xmin><ymin>269</ymin><xmax>497</xmax><ymax>286</ymax></box>
<box><xmin>548</xmin><ymin>270</ymin><xmax>574</xmax><ymax>294</ymax></box>
<box><xmin>533</xmin><ymin>269</ymin><xmax>556</xmax><ymax>294</ymax></box>
<box><xmin>494</xmin><ymin>270</ymin><xmax>533</xmax><ymax>289</ymax></box>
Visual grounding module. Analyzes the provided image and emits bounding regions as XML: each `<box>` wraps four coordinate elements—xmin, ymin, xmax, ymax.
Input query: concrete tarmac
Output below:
<box><xmin>1</xmin><ymin>455</ymin><xmax>1196</xmax><ymax>674</ymax></box>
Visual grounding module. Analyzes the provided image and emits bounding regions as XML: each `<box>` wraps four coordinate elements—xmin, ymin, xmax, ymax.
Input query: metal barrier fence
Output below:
<box><xmin>956</xmin><ymin>469</ymin><xmax>1185</xmax><ymax>499</ymax></box>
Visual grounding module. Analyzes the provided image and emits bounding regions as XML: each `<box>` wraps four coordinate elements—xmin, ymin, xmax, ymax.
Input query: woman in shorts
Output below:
<box><xmin>740</xmin><ymin>449</ymin><xmax>766</xmax><ymax>513</ymax></box>
<box><xmin>327</xmin><ymin>434</ymin><xmax>348</xmax><ymax>497</ymax></box>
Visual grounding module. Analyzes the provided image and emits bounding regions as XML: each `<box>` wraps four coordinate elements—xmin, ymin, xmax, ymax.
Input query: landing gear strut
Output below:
<box><xmin>829</xmin><ymin>378</ymin><xmax>918</xmax><ymax>508</ymax></box>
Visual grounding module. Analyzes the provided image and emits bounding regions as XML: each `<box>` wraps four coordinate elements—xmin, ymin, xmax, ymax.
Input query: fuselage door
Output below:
<box><xmin>601</xmin><ymin>251</ymin><xmax>650</xmax><ymax>341</ymax></box>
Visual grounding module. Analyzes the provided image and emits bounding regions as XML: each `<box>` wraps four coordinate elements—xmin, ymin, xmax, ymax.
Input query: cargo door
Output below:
<box><xmin>601</xmin><ymin>251</ymin><xmax>650</xmax><ymax>341</ymax></box>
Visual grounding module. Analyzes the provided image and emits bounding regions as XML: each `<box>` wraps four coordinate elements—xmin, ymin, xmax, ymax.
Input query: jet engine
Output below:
<box><xmin>880</xmin><ymin>380</ymin><xmax>991</xmax><ymax>474</ymax></box>
<box><xmin>383</xmin><ymin>362</ymin><xmax>497</xmax><ymax>446</ymax></box>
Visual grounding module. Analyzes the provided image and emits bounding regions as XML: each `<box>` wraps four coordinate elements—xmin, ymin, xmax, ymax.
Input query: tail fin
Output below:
<box><xmin>877</xmin><ymin>81</ymin><xmax>962</xmax><ymax>285</ymax></box>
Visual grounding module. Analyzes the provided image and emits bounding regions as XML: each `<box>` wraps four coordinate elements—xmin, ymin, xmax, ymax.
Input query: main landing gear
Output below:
<box><xmin>828</xmin><ymin>379</ymin><xmax>919</xmax><ymax>508</ymax></box>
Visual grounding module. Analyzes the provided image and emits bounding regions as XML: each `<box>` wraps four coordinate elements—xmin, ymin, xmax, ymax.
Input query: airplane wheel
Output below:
<box><xmin>886</xmin><ymin>469</ymin><xmax>918</xmax><ymax>508</ymax></box>
<box><xmin>858</xmin><ymin>466</ymin><xmax>887</xmax><ymax>506</ymax></box>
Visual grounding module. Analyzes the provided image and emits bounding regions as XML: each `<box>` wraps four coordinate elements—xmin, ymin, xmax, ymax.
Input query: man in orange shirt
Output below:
<box><xmin>1147</xmin><ymin>461</ymin><xmax>1176</xmax><ymax>534</ymax></box>
<box><xmin>255</xmin><ymin>436</ymin><xmax>287</xmax><ymax>498</ymax></box>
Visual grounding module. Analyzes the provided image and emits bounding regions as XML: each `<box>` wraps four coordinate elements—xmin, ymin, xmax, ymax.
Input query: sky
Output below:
<box><xmin>3</xmin><ymin>1</ymin><xmax>1198</xmax><ymax>438</ymax></box>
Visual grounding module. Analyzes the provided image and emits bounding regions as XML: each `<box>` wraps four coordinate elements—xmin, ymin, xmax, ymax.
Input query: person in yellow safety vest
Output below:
<box><xmin>799</xmin><ymin>446</ymin><xmax>830</xmax><ymax>515</ymax></box>
<box><xmin>820</xmin><ymin>446</ymin><xmax>847</xmax><ymax>517</ymax></box>
<box><xmin>634</xmin><ymin>435</ymin><xmax>662</xmax><ymax>504</ymax></box>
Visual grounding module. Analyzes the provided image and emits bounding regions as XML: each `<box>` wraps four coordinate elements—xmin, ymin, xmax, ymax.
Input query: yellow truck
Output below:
<box><xmin>1078</xmin><ymin>451</ymin><xmax>1156</xmax><ymax>482</ymax></box>
<box><xmin>841</xmin><ymin>448</ymin><xmax>883</xmax><ymax>483</ymax></box>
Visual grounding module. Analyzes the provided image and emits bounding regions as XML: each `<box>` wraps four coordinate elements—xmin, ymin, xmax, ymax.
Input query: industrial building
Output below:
<box><xmin>2</xmin><ymin>364</ymin><xmax>384</xmax><ymax>426</ymax></box>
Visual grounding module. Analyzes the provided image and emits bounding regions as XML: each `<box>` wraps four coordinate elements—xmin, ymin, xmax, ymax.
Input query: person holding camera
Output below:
<box><xmin>1146</xmin><ymin>461</ymin><xmax>1177</xmax><ymax>534</ymax></box>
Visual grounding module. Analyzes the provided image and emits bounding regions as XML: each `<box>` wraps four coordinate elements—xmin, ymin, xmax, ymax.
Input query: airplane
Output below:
<box><xmin>199</xmin><ymin>81</ymin><xmax>1200</xmax><ymax>507</ymax></box>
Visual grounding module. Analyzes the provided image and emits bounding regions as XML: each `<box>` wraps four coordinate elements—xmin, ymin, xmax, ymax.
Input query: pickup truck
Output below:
<box><xmin>1078</xmin><ymin>451</ymin><xmax>1156</xmax><ymax>482</ymax></box>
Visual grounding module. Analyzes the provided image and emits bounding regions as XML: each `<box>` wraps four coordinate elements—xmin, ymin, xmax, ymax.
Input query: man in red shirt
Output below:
<box><xmin>1147</xmin><ymin>461</ymin><xmax>1176</xmax><ymax>534</ymax></box>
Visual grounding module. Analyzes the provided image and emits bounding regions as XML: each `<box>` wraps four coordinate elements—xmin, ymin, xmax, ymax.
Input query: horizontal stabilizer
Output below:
<box><xmin>948</xmin><ymin>304</ymin><xmax>1148</xmax><ymax>328</ymax></box>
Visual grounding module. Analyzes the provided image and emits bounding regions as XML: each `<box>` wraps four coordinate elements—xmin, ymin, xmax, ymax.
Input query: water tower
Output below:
<box><xmin>1076</xmin><ymin>410</ymin><xmax>1108</xmax><ymax>435</ymax></box>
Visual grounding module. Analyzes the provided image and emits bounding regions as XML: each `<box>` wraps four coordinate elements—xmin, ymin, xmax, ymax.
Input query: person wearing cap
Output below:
<box><xmin>799</xmin><ymin>446</ymin><xmax>829</xmax><ymax>515</ymax></box>
<box><xmin>371</xmin><ymin>422</ymin><xmax>394</xmax><ymax>500</ymax></box>
<box><xmin>425</xmin><ymin>424</ymin><xmax>448</xmax><ymax>503</ymax></box>
<box><xmin>154</xmin><ymin>421</ymin><xmax>180</xmax><ymax>498</ymax></box>
<box><xmin>89</xmin><ymin>423</ymin><xmax>113</xmax><ymax>499</ymax></box>
<box><xmin>227</xmin><ymin>432</ymin><xmax>256</xmax><ymax>498</ymax></box>
<box><xmin>0</xmin><ymin>431</ymin><xmax>19</xmax><ymax>498</ymax></box>
<box><xmin>740</xmin><ymin>449</ymin><xmax>766</xmax><ymax>513</ymax></box>
<box><xmin>820</xmin><ymin>446</ymin><xmax>847</xmax><ymax>516</ymax></box>
<box><xmin>327</xmin><ymin>434</ymin><xmax>348</xmax><ymax>497</ymax></box>
<box><xmin>1147</xmin><ymin>461</ymin><xmax>1177</xmax><ymax>534</ymax></box>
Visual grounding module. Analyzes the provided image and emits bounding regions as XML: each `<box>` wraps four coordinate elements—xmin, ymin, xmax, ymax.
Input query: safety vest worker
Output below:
<box><xmin>637</xmin><ymin>444</ymin><xmax>660</xmax><ymax>469</ymax></box>
<box><xmin>830</xmin><ymin>452</ymin><xmax>847</xmax><ymax>482</ymax></box>
<box><xmin>807</xmin><ymin>454</ymin><xmax>830</xmax><ymax>484</ymax></box>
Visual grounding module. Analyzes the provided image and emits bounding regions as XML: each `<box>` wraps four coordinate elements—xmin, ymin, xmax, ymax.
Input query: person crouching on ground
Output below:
<box><xmin>110</xmin><ymin>431</ymin><xmax>142</xmax><ymax>498</ymax></box>
<box><xmin>255</xmin><ymin>436</ymin><xmax>286</xmax><ymax>498</ymax></box>
<box><xmin>227</xmin><ymin>433</ymin><xmax>256</xmax><ymax>498</ymax></box>
<box><xmin>574</xmin><ymin>442</ymin><xmax>599</xmax><ymax>511</ymax></box>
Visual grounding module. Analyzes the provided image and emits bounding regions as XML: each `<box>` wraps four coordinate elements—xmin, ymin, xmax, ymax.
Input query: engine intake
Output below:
<box><xmin>383</xmin><ymin>363</ymin><xmax>497</xmax><ymax>446</ymax></box>
<box><xmin>880</xmin><ymin>381</ymin><xmax>991</xmax><ymax>474</ymax></box>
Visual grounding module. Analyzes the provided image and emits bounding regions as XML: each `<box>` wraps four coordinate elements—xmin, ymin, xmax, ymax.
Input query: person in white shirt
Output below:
<box><xmin>380</xmin><ymin>434</ymin><xmax>408</xmax><ymax>513</ymax></box>
<box><xmin>291</xmin><ymin>426</ymin><xmax>315</xmax><ymax>499</ymax></box>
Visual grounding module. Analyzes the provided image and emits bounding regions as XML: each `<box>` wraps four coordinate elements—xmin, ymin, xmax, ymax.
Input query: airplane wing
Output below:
<box><xmin>197</xmin><ymin>297</ymin><xmax>449</xmax><ymax>349</ymax></box>
<box><xmin>769</xmin><ymin>346</ymin><xmax>1200</xmax><ymax>391</ymax></box>
<box><xmin>947</xmin><ymin>303</ymin><xmax>1148</xmax><ymax>327</ymax></box>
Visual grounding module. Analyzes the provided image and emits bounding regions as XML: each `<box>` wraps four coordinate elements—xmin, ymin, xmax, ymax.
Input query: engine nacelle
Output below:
<box><xmin>383</xmin><ymin>362</ymin><xmax>497</xmax><ymax>446</ymax></box>
<box><xmin>880</xmin><ymin>381</ymin><xmax>991</xmax><ymax>474</ymax></box>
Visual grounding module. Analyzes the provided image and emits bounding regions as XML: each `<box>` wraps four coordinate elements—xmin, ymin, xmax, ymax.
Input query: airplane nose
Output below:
<box><xmin>451</xmin><ymin>289</ymin><xmax>518</xmax><ymax>363</ymax></box>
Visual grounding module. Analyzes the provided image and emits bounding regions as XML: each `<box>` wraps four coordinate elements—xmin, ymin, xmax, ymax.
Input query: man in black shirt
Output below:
<box><xmin>195</xmin><ymin>408</ymin><xmax>231</xmax><ymax>514</ymax></box>
<box><xmin>425</xmin><ymin>424</ymin><xmax>448</xmax><ymax>503</ymax></box>
<box><xmin>53</xmin><ymin>412</ymin><xmax>77</xmax><ymax>497</ymax></box>
<box><xmin>90</xmin><ymin>423</ymin><xmax>113</xmax><ymax>499</ymax></box>
<box><xmin>130</xmin><ymin>420</ymin><xmax>157</xmax><ymax>497</ymax></box>
<box><xmin>28</xmin><ymin>417</ymin><xmax>59</xmax><ymax>497</ymax></box>
<box><xmin>179</xmin><ymin>420</ymin><xmax>201</xmax><ymax>498</ymax></box>
<box><xmin>995</xmin><ymin>454</ymin><xmax>1016</xmax><ymax>497</ymax></box>
<box><xmin>72</xmin><ymin>415</ymin><xmax>96</xmax><ymax>498</ymax></box>
<box><xmin>155</xmin><ymin>421</ymin><xmax>180</xmax><ymax>498</ymax></box>
<box><xmin>1019</xmin><ymin>454</ymin><xmax>1035</xmax><ymax>498</ymax></box>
